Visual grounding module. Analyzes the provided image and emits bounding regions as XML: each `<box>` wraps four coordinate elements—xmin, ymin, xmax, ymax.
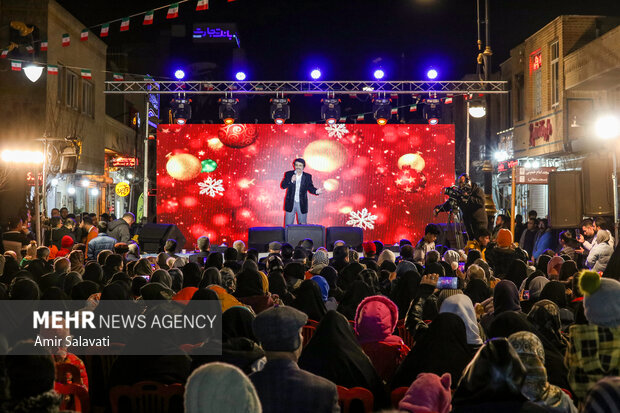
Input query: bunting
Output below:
<box><xmin>47</xmin><ymin>65</ymin><xmax>58</xmax><ymax>75</ymax></box>
<box><xmin>40</xmin><ymin>40</ymin><xmax>48</xmax><ymax>51</ymax></box>
<box><xmin>100</xmin><ymin>23</ymin><xmax>110</xmax><ymax>37</ymax></box>
<box><xmin>167</xmin><ymin>3</ymin><xmax>179</xmax><ymax>19</ymax></box>
<box><xmin>120</xmin><ymin>17</ymin><xmax>130</xmax><ymax>31</ymax></box>
<box><xmin>196</xmin><ymin>0</ymin><xmax>208</xmax><ymax>10</ymax></box>
<box><xmin>80</xmin><ymin>69</ymin><xmax>92</xmax><ymax>79</ymax></box>
<box><xmin>11</xmin><ymin>60</ymin><xmax>21</xmax><ymax>71</ymax></box>
<box><xmin>0</xmin><ymin>49</ymin><xmax>8</xmax><ymax>58</ymax></box>
<box><xmin>62</xmin><ymin>34</ymin><xmax>70</xmax><ymax>47</ymax></box>
<box><xmin>80</xmin><ymin>29</ymin><xmax>89</xmax><ymax>41</ymax></box>
<box><xmin>113</xmin><ymin>73</ymin><xmax>124</xmax><ymax>81</ymax></box>
<box><xmin>143</xmin><ymin>11</ymin><xmax>154</xmax><ymax>25</ymax></box>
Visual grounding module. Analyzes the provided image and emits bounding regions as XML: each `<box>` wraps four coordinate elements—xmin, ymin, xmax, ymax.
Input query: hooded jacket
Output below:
<box><xmin>108</xmin><ymin>218</ymin><xmax>132</xmax><ymax>243</ymax></box>
<box><xmin>354</xmin><ymin>295</ymin><xmax>403</xmax><ymax>345</ymax></box>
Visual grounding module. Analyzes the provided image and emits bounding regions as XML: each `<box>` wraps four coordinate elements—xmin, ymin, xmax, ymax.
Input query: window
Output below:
<box><xmin>550</xmin><ymin>41</ymin><xmax>560</xmax><ymax>108</ymax></box>
<box><xmin>82</xmin><ymin>80</ymin><xmax>94</xmax><ymax>117</ymax></box>
<box><xmin>65</xmin><ymin>71</ymin><xmax>79</xmax><ymax>110</ymax></box>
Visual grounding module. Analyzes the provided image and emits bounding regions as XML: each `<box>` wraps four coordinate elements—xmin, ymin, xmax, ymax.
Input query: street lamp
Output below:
<box><xmin>594</xmin><ymin>113</ymin><xmax>620</xmax><ymax>244</ymax></box>
<box><xmin>23</xmin><ymin>64</ymin><xmax>43</xmax><ymax>83</ymax></box>
<box><xmin>465</xmin><ymin>100</ymin><xmax>486</xmax><ymax>176</ymax></box>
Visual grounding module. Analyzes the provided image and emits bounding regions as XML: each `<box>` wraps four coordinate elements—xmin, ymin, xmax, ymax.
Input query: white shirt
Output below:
<box><xmin>293</xmin><ymin>172</ymin><xmax>302</xmax><ymax>203</ymax></box>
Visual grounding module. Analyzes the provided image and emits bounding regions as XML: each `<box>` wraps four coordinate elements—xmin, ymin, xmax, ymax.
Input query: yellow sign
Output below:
<box><xmin>115</xmin><ymin>182</ymin><xmax>131</xmax><ymax>197</ymax></box>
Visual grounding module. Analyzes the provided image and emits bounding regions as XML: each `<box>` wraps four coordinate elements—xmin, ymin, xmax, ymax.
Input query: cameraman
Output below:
<box><xmin>434</xmin><ymin>174</ymin><xmax>487</xmax><ymax>239</ymax></box>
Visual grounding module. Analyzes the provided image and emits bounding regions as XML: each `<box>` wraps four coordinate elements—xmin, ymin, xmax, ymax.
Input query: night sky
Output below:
<box><xmin>56</xmin><ymin>0</ymin><xmax>620</xmax><ymax>80</ymax></box>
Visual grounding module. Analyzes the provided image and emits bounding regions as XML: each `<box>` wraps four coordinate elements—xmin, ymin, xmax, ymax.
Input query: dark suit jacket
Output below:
<box><xmin>280</xmin><ymin>170</ymin><xmax>319</xmax><ymax>214</ymax></box>
<box><xmin>250</xmin><ymin>358</ymin><xmax>340</xmax><ymax>413</ymax></box>
<box><xmin>189</xmin><ymin>251</ymin><xmax>210</xmax><ymax>267</ymax></box>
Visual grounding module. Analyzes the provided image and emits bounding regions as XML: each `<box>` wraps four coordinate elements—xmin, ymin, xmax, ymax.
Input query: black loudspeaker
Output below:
<box><xmin>582</xmin><ymin>156</ymin><xmax>614</xmax><ymax>216</ymax></box>
<box><xmin>139</xmin><ymin>223</ymin><xmax>187</xmax><ymax>253</ymax></box>
<box><xmin>285</xmin><ymin>225</ymin><xmax>325</xmax><ymax>250</ymax></box>
<box><xmin>548</xmin><ymin>171</ymin><xmax>583</xmax><ymax>229</ymax></box>
<box><xmin>248</xmin><ymin>227</ymin><xmax>286</xmax><ymax>252</ymax></box>
<box><xmin>325</xmin><ymin>226</ymin><xmax>363</xmax><ymax>251</ymax></box>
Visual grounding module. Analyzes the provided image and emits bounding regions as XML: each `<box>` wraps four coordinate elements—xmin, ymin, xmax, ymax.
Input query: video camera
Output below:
<box><xmin>442</xmin><ymin>185</ymin><xmax>470</xmax><ymax>204</ymax></box>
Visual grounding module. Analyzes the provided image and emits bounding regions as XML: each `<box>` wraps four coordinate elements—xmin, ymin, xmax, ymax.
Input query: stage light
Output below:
<box><xmin>170</xmin><ymin>98</ymin><xmax>192</xmax><ymax>125</ymax></box>
<box><xmin>468</xmin><ymin>105</ymin><xmax>486</xmax><ymax>118</ymax></box>
<box><xmin>372</xmin><ymin>98</ymin><xmax>391</xmax><ymax>126</ymax></box>
<box><xmin>310</xmin><ymin>68</ymin><xmax>322</xmax><ymax>80</ymax></box>
<box><xmin>423</xmin><ymin>97</ymin><xmax>441</xmax><ymax>125</ymax></box>
<box><xmin>428</xmin><ymin>118</ymin><xmax>439</xmax><ymax>125</ymax></box>
<box><xmin>373</xmin><ymin>69</ymin><xmax>385</xmax><ymax>80</ymax></box>
<box><xmin>174</xmin><ymin>69</ymin><xmax>185</xmax><ymax>80</ymax></box>
<box><xmin>270</xmin><ymin>98</ymin><xmax>290</xmax><ymax>125</ymax></box>
<box><xmin>426</xmin><ymin>68</ymin><xmax>438</xmax><ymax>80</ymax></box>
<box><xmin>494</xmin><ymin>151</ymin><xmax>508</xmax><ymax>162</ymax></box>
<box><xmin>594</xmin><ymin>114</ymin><xmax>620</xmax><ymax>140</ymax></box>
<box><xmin>321</xmin><ymin>98</ymin><xmax>341</xmax><ymax>125</ymax></box>
<box><xmin>23</xmin><ymin>64</ymin><xmax>43</xmax><ymax>83</ymax></box>
<box><xmin>90</xmin><ymin>188</ymin><xmax>99</xmax><ymax>196</ymax></box>
<box><xmin>67</xmin><ymin>187</ymin><xmax>76</xmax><ymax>195</ymax></box>
<box><xmin>235</xmin><ymin>71</ymin><xmax>247</xmax><ymax>81</ymax></box>
<box><xmin>219</xmin><ymin>97</ymin><xmax>239</xmax><ymax>124</ymax></box>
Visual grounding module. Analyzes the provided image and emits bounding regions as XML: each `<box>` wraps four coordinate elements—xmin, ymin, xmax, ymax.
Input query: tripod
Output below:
<box><xmin>444</xmin><ymin>199</ymin><xmax>468</xmax><ymax>250</ymax></box>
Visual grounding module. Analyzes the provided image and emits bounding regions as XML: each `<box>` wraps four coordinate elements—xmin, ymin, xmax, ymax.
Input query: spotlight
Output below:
<box><xmin>426</xmin><ymin>68</ymin><xmax>438</xmax><ymax>80</ymax></box>
<box><xmin>219</xmin><ymin>97</ymin><xmax>239</xmax><ymax>124</ymax></box>
<box><xmin>373</xmin><ymin>69</ymin><xmax>385</xmax><ymax>80</ymax></box>
<box><xmin>90</xmin><ymin>188</ymin><xmax>99</xmax><ymax>196</ymax></box>
<box><xmin>270</xmin><ymin>98</ymin><xmax>290</xmax><ymax>125</ymax></box>
<box><xmin>423</xmin><ymin>97</ymin><xmax>442</xmax><ymax>125</ymax></box>
<box><xmin>174</xmin><ymin>69</ymin><xmax>185</xmax><ymax>80</ymax></box>
<box><xmin>23</xmin><ymin>65</ymin><xmax>43</xmax><ymax>83</ymax></box>
<box><xmin>468</xmin><ymin>105</ymin><xmax>486</xmax><ymax>118</ymax></box>
<box><xmin>372</xmin><ymin>98</ymin><xmax>391</xmax><ymax>126</ymax></box>
<box><xmin>594</xmin><ymin>114</ymin><xmax>620</xmax><ymax>140</ymax></box>
<box><xmin>170</xmin><ymin>98</ymin><xmax>192</xmax><ymax>125</ymax></box>
<box><xmin>321</xmin><ymin>98</ymin><xmax>341</xmax><ymax>125</ymax></box>
<box><xmin>67</xmin><ymin>187</ymin><xmax>76</xmax><ymax>195</ymax></box>
<box><xmin>235</xmin><ymin>71</ymin><xmax>247</xmax><ymax>81</ymax></box>
<box><xmin>310</xmin><ymin>68</ymin><xmax>322</xmax><ymax>80</ymax></box>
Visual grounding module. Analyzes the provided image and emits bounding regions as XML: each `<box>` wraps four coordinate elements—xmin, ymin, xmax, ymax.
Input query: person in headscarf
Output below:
<box><xmin>283</xmin><ymin>261</ymin><xmax>306</xmax><ymax>290</ymax></box>
<box><xmin>291</xmin><ymin>279</ymin><xmax>327</xmax><ymax>322</ymax></box>
<box><xmin>377</xmin><ymin>249</ymin><xmax>396</xmax><ymax>268</ymax></box>
<box><xmin>208</xmin><ymin>285</ymin><xmax>246</xmax><ymax>313</ymax></box>
<box><xmin>151</xmin><ymin>269</ymin><xmax>172</xmax><ymax>289</ymax></box>
<box><xmin>451</xmin><ymin>338</ymin><xmax>547</xmax><ymax>413</ymax></box>
<box><xmin>205</xmin><ymin>251</ymin><xmax>224</xmax><ymax>270</ymax></box>
<box><xmin>398</xmin><ymin>372</ymin><xmax>453</xmax><ymax>413</ymax></box>
<box><xmin>140</xmin><ymin>282</ymin><xmax>174</xmax><ymax>301</ymax></box>
<box><xmin>480</xmin><ymin>280</ymin><xmax>521</xmax><ymax>336</ymax></box>
<box><xmin>508</xmin><ymin>331</ymin><xmax>578</xmax><ymax>413</ymax></box>
<box><xmin>156</xmin><ymin>252</ymin><xmax>169</xmax><ymax>270</ymax></box>
<box><xmin>465</xmin><ymin>249</ymin><xmax>482</xmax><ymax>271</ymax></box>
<box><xmin>268</xmin><ymin>270</ymin><xmax>295</xmax><ymax>305</ymax></box>
<box><xmin>521</xmin><ymin>276</ymin><xmax>550</xmax><ymax>314</ymax></box>
<box><xmin>70</xmin><ymin>280</ymin><xmax>99</xmax><ymax>302</ymax></box>
<box><xmin>168</xmin><ymin>268</ymin><xmax>183</xmax><ymax>292</ymax></box>
<box><xmin>311</xmin><ymin>275</ymin><xmax>337</xmax><ymax>310</ymax></box>
<box><xmin>539</xmin><ymin>281</ymin><xmax>574</xmax><ymax>331</ymax></box>
<box><xmin>440</xmin><ymin>294</ymin><xmax>483</xmax><ymax>348</ymax></box>
<box><xmin>234</xmin><ymin>269</ymin><xmax>274</xmax><ymax>314</ymax></box>
<box><xmin>62</xmin><ymin>271</ymin><xmax>82</xmax><ymax>296</ymax></box>
<box><xmin>337</xmin><ymin>280</ymin><xmax>374</xmax><ymax>321</ymax></box>
<box><xmin>133</xmin><ymin>258</ymin><xmax>153</xmax><ymax>277</ymax></box>
<box><xmin>338</xmin><ymin>260</ymin><xmax>365</xmax><ymax>290</ymax></box>
<box><xmin>219</xmin><ymin>267</ymin><xmax>236</xmax><ymax>294</ymax></box>
<box><xmin>547</xmin><ymin>256</ymin><xmax>565</xmax><ymax>281</ymax></box>
<box><xmin>354</xmin><ymin>295</ymin><xmax>403</xmax><ymax>345</ymax></box>
<box><xmin>488</xmin><ymin>311</ymin><xmax>572</xmax><ymax>392</ymax></box>
<box><xmin>222</xmin><ymin>306</ymin><xmax>256</xmax><ymax>342</ymax></box>
<box><xmin>199</xmin><ymin>267</ymin><xmax>222</xmax><ymax>289</ymax></box>
<box><xmin>473</xmin><ymin>258</ymin><xmax>493</xmax><ymax>284</ymax></box>
<box><xmin>68</xmin><ymin>250</ymin><xmax>84</xmax><ymax>275</ymax></box>
<box><xmin>298</xmin><ymin>310</ymin><xmax>388</xmax><ymax>409</ymax></box>
<box><xmin>586</xmin><ymin>230</ymin><xmax>613</xmax><ymax>273</ymax></box>
<box><xmin>306</xmin><ymin>249</ymin><xmax>328</xmax><ymax>279</ymax></box>
<box><xmin>82</xmin><ymin>261</ymin><xmax>103</xmax><ymax>286</ymax></box>
<box><xmin>390</xmin><ymin>268</ymin><xmax>421</xmax><ymax>320</ymax></box>
<box><xmin>505</xmin><ymin>259</ymin><xmax>528</xmax><ymax>289</ymax></box>
<box><xmin>536</xmin><ymin>254</ymin><xmax>552</xmax><ymax>277</ymax></box>
<box><xmin>527</xmin><ymin>299</ymin><xmax>568</xmax><ymax>354</ymax></box>
<box><xmin>392</xmin><ymin>313</ymin><xmax>474</xmax><ymax>390</ymax></box>
<box><xmin>464</xmin><ymin>278</ymin><xmax>491</xmax><ymax>305</ymax></box>
<box><xmin>559</xmin><ymin>260</ymin><xmax>578</xmax><ymax>283</ymax></box>
<box><xmin>320</xmin><ymin>266</ymin><xmax>343</xmax><ymax>303</ymax></box>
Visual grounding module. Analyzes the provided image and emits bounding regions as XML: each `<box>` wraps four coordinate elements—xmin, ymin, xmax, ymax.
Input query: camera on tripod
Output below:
<box><xmin>442</xmin><ymin>185</ymin><xmax>469</xmax><ymax>204</ymax></box>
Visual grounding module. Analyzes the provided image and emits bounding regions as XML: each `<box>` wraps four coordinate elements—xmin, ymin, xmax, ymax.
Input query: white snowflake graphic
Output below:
<box><xmin>198</xmin><ymin>177</ymin><xmax>225</xmax><ymax>198</ymax></box>
<box><xmin>346</xmin><ymin>208</ymin><xmax>378</xmax><ymax>230</ymax></box>
<box><xmin>325</xmin><ymin>124</ymin><xmax>349</xmax><ymax>139</ymax></box>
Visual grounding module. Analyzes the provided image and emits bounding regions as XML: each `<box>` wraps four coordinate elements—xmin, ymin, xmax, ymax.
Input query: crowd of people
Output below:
<box><xmin>0</xmin><ymin>206</ymin><xmax>620</xmax><ymax>413</ymax></box>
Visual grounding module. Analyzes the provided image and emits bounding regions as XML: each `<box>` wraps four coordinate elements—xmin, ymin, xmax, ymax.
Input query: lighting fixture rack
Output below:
<box><xmin>105</xmin><ymin>80</ymin><xmax>508</xmax><ymax>95</ymax></box>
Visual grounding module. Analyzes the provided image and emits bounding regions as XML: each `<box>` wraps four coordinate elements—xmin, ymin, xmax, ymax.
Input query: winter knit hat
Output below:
<box><xmin>579</xmin><ymin>270</ymin><xmax>620</xmax><ymax>327</ymax></box>
<box><xmin>185</xmin><ymin>362</ymin><xmax>262</xmax><ymax>413</ymax></box>
<box><xmin>437</xmin><ymin>288</ymin><xmax>463</xmax><ymax>309</ymax></box>
<box><xmin>496</xmin><ymin>228</ymin><xmax>513</xmax><ymax>248</ymax></box>
<box><xmin>399</xmin><ymin>372</ymin><xmax>452</xmax><ymax>413</ymax></box>
<box><xmin>61</xmin><ymin>235</ymin><xmax>74</xmax><ymax>249</ymax></box>
<box><xmin>443</xmin><ymin>249</ymin><xmax>461</xmax><ymax>271</ymax></box>
<box><xmin>583</xmin><ymin>377</ymin><xmax>620</xmax><ymax>413</ymax></box>
<box><xmin>363</xmin><ymin>241</ymin><xmax>376</xmax><ymax>254</ymax></box>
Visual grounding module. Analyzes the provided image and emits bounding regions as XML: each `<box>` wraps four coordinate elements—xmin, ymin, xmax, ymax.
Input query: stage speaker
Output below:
<box><xmin>285</xmin><ymin>225</ymin><xmax>325</xmax><ymax>250</ymax></box>
<box><xmin>248</xmin><ymin>227</ymin><xmax>285</xmax><ymax>252</ymax></box>
<box><xmin>139</xmin><ymin>223</ymin><xmax>187</xmax><ymax>253</ymax></box>
<box><xmin>582</xmin><ymin>156</ymin><xmax>614</xmax><ymax>216</ymax></box>
<box><xmin>548</xmin><ymin>171</ymin><xmax>583</xmax><ymax>229</ymax></box>
<box><xmin>325</xmin><ymin>226</ymin><xmax>363</xmax><ymax>251</ymax></box>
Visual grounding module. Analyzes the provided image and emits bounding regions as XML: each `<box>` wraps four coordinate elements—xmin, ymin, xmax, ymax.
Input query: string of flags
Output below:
<box><xmin>1</xmin><ymin>0</ymin><xmax>239</xmax><ymax>57</ymax></box>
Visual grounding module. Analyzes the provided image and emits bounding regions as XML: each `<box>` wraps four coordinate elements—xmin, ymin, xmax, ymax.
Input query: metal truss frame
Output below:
<box><xmin>105</xmin><ymin>80</ymin><xmax>508</xmax><ymax>95</ymax></box>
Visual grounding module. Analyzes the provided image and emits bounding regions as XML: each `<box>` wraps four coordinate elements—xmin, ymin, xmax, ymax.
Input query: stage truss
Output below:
<box><xmin>105</xmin><ymin>80</ymin><xmax>508</xmax><ymax>95</ymax></box>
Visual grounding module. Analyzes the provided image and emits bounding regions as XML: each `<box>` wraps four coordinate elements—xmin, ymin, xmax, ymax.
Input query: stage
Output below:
<box><xmin>156</xmin><ymin>124</ymin><xmax>455</xmax><ymax>248</ymax></box>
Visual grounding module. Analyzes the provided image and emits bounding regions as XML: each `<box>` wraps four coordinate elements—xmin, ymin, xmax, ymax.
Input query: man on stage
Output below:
<box><xmin>281</xmin><ymin>158</ymin><xmax>323</xmax><ymax>225</ymax></box>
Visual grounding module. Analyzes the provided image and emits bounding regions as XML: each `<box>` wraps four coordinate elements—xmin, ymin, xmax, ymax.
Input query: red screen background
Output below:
<box><xmin>156</xmin><ymin>124</ymin><xmax>455</xmax><ymax>247</ymax></box>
